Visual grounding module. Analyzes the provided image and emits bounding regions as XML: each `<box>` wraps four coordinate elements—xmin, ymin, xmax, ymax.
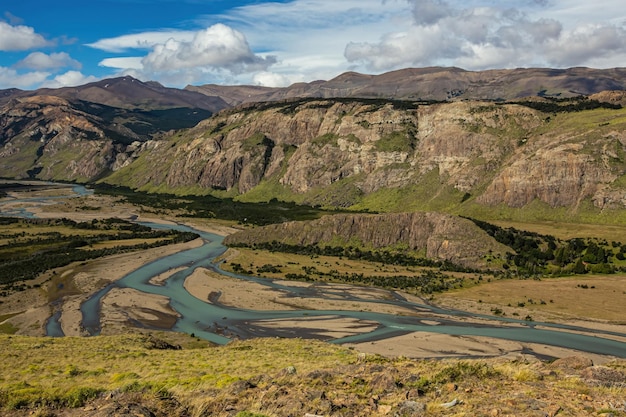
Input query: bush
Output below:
<box><xmin>63</xmin><ymin>387</ymin><xmax>101</xmax><ymax>408</ymax></box>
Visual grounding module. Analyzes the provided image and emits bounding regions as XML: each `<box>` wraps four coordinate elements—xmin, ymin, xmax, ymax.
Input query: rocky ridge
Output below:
<box><xmin>223</xmin><ymin>212</ymin><xmax>510</xmax><ymax>268</ymax></box>
<box><xmin>103</xmin><ymin>96</ymin><xmax>626</xmax><ymax>213</ymax></box>
<box><xmin>0</xmin><ymin>95</ymin><xmax>211</xmax><ymax>181</ymax></box>
<box><xmin>0</xmin><ymin>74</ymin><xmax>625</xmax><ymax>217</ymax></box>
<box><xmin>188</xmin><ymin>66</ymin><xmax>626</xmax><ymax>105</ymax></box>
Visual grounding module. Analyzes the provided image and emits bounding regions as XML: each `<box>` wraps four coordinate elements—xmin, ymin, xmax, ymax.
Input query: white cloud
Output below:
<box><xmin>16</xmin><ymin>52</ymin><xmax>81</xmax><ymax>70</ymax></box>
<box><xmin>141</xmin><ymin>24</ymin><xmax>275</xmax><ymax>73</ymax></box>
<box><xmin>0</xmin><ymin>67</ymin><xmax>50</xmax><ymax>89</ymax></box>
<box><xmin>86</xmin><ymin>31</ymin><xmax>195</xmax><ymax>53</ymax></box>
<box><xmin>41</xmin><ymin>71</ymin><xmax>99</xmax><ymax>88</ymax></box>
<box><xmin>205</xmin><ymin>0</ymin><xmax>410</xmax><ymax>84</ymax></box>
<box><xmin>543</xmin><ymin>24</ymin><xmax>626</xmax><ymax>67</ymax></box>
<box><xmin>0</xmin><ymin>21</ymin><xmax>50</xmax><ymax>51</ymax></box>
<box><xmin>252</xmin><ymin>71</ymin><xmax>294</xmax><ymax>87</ymax></box>
<box><xmin>69</xmin><ymin>0</ymin><xmax>626</xmax><ymax>89</ymax></box>
<box><xmin>344</xmin><ymin>0</ymin><xmax>626</xmax><ymax>72</ymax></box>
<box><xmin>86</xmin><ymin>23</ymin><xmax>277</xmax><ymax>86</ymax></box>
<box><xmin>411</xmin><ymin>0</ymin><xmax>453</xmax><ymax>25</ymax></box>
<box><xmin>98</xmin><ymin>57</ymin><xmax>144</xmax><ymax>70</ymax></box>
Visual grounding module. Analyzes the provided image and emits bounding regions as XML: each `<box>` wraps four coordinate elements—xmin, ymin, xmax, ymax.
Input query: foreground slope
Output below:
<box><xmin>1</xmin><ymin>334</ymin><xmax>625</xmax><ymax>417</ymax></box>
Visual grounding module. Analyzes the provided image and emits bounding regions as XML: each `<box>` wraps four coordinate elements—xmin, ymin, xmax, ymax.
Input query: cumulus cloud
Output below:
<box><xmin>252</xmin><ymin>71</ymin><xmax>294</xmax><ymax>87</ymax></box>
<box><xmin>412</xmin><ymin>0</ymin><xmax>453</xmax><ymax>26</ymax></box>
<box><xmin>141</xmin><ymin>24</ymin><xmax>276</xmax><ymax>73</ymax></box>
<box><xmin>87</xmin><ymin>23</ymin><xmax>276</xmax><ymax>85</ymax></box>
<box><xmin>0</xmin><ymin>66</ymin><xmax>50</xmax><ymax>89</ymax></box>
<box><xmin>544</xmin><ymin>24</ymin><xmax>626</xmax><ymax>67</ymax></box>
<box><xmin>41</xmin><ymin>71</ymin><xmax>98</xmax><ymax>88</ymax></box>
<box><xmin>0</xmin><ymin>21</ymin><xmax>50</xmax><ymax>51</ymax></box>
<box><xmin>345</xmin><ymin>0</ymin><xmax>626</xmax><ymax>71</ymax></box>
<box><xmin>16</xmin><ymin>52</ymin><xmax>81</xmax><ymax>70</ymax></box>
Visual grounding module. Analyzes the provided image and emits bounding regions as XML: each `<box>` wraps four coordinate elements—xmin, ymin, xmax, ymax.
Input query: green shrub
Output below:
<box><xmin>63</xmin><ymin>387</ymin><xmax>101</xmax><ymax>408</ymax></box>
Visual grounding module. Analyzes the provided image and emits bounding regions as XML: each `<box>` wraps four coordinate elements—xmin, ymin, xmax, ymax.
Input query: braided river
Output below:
<box><xmin>3</xmin><ymin>182</ymin><xmax>626</xmax><ymax>358</ymax></box>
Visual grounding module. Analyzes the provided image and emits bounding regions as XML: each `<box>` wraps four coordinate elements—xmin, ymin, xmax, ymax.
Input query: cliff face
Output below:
<box><xmin>107</xmin><ymin>97</ymin><xmax>626</xmax><ymax>212</ymax></box>
<box><xmin>0</xmin><ymin>96</ymin><xmax>130</xmax><ymax>181</ymax></box>
<box><xmin>1</xmin><ymin>93</ymin><xmax>625</xmax><ymax>214</ymax></box>
<box><xmin>224</xmin><ymin>212</ymin><xmax>510</xmax><ymax>268</ymax></box>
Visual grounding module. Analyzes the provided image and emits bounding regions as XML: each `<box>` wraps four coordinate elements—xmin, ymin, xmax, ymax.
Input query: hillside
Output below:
<box><xmin>223</xmin><ymin>212</ymin><xmax>510</xmax><ymax>269</ymax></box>
<box><xmin>0</xmin><ymin>76</ymin><xmax>229</xmax><ymax>112</ymax></box>
<box><xmin>99</xmin><ymin>95</ymin><xmax>626</xmax><ymax>223</ymax></box>
<box><xmin>0</xmin><ymin>95</ymin><xmax>212</xmax><ymax>181</ymax></box>
<box><xmin>0</xmin><ymin>70</ymin><xmax>625</xmax><ymax>224</ymax></box>
<box><xmin>1</xmin><ymin>334</ymin><xmax>625</xmax><ymax>417</ymax></box>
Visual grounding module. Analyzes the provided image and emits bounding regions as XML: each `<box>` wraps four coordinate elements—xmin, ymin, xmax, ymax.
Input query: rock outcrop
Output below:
<box><xmin>2</xmin><ymin>93</ymin><xmax>625</xmax><ymax>215</ymax></box>
<box><xmin>224</xmin><ymin>212</ymin><xmax>510</xmax><ymax>268</ymax></box>
<box><xmin>106</xmin><ymin>97</ymin><xmax>626</xmax><ymax>213</ymax></box>
<box><xmin>0</xmin><ymin>95</ymin><xmax>206</xmax><ymax>181</ymax></box>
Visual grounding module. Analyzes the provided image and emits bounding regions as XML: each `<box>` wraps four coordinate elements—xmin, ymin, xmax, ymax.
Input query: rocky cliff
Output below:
<box><xmin>1</xmin><ymin>90</ymin><xmax>625</xmax><ymax>218</ymax></box>
<box><xmin>104</xmin><ymin>95</ymin><xmax>626</xmax><ymax>214</ymax></box>
<box><xmin>224</xmin><ymin>211</ymin><xmax>510</xmax><ymax>268</ymax></box>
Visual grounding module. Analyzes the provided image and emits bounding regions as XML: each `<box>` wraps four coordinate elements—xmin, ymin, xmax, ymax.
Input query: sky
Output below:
<box><xmin>1</xmin><ymin>0</ymin><xmax>626</xmax><ymax>90</ymax></box>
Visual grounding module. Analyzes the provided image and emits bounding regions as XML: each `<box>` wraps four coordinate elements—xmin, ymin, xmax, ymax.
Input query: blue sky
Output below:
<box><xmin>1</xmin><ymin>0</ymin><xmax>626</xmax><ymax>90</ymax></box>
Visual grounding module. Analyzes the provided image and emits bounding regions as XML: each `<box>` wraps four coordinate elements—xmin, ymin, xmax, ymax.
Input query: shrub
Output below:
<box><xmin>63</xmin><ymin>387</ymin><xmax>101</xmax><ymax>408</ymax></box>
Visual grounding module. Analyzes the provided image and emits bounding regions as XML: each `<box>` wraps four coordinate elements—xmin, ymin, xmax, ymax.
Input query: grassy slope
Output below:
<box><xmin>1</xmin><ymin>333</ymin><xmax>624</xmax><ymax>416</ymax></box>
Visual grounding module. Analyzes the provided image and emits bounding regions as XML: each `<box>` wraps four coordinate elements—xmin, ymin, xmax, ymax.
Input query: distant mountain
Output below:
<box><xmin>0</xmin><ymin>76</ymin><xmax>229</xmax><ymax>113</ymax></box>
<box><xmin>0</xmin><ymin>94</ymin><xmax>216</xmax><ymax>181</ymax></box>
<box><xmin>187</xmin><ymin>67</ymin><xmax>626</xmax><ymax>105</ymax></box>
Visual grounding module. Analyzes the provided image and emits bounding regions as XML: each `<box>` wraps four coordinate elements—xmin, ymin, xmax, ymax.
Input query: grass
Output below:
<box><xmin>220</xmin><ymin>247</ymin><xmax>472</xmax><ymax>282</ymax></box>
<box><xmin>441</xmin><ymin>274</ymin><xmax>626</xmax><ymax>322</ymax></box>
<box><xmin>0</xmin><ymin>333</ymin><xmax>624</xmax><ymax>416</ymax></box>
<box><xmin>0</xmin><ymin>334</ymin><xmax>354</xmax><ymax>412</ymax></box>
<box><xmin>489</xmin><ymin>219</ymin><xmax>626</xmax><ymax>243</ymax></box>
<box><xmin>351</xmin><ymin>168</ymin><xmax>468</xmax><ymax>213</ymax></box>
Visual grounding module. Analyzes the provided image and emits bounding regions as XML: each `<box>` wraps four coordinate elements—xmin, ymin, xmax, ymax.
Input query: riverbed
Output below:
<box><xmin>2</xmin><ymin>183</ymin><xmax>626</xmax><ymax>360</ymax></box>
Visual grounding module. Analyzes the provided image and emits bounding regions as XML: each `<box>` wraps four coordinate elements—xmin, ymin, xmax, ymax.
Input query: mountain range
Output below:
<box><xmin>1</xmin><ymin>66</ymin><xmax>626</xmax><ymax>223</ymax></box>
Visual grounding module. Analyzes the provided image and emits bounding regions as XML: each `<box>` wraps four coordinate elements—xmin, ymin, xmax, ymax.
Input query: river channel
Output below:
<box><xmin>2</xmin><ymin>182</ymin><xmax>626</xmax><ymax>358</ymax></box>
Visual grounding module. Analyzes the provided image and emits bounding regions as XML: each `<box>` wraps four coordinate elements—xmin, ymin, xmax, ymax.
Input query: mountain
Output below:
<box><xmin>1</xmin><ymin>69</ymin><xmax>626</xmax><ymax>223</ymax></box>
<box><xmin>187</xmin><ymin>67</ymin><xmax>626</xmax><ymax>105</ymax></box>
<box><xmin>0</xmin><ymin>76</ymin><xmax>229</xmax><ymax>113</ymax></box>
<box><xmin>94</xmin><ymin>94</ymin><xmax>626</xmax><ymax>222</ymax></box>
<box><xmin>0</xmin><ymin>94</ymin><xmax>213</xmax><ymax>181</ymax></box>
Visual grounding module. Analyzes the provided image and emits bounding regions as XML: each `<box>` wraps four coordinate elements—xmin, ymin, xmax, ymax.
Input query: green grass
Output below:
<box><xmin>0</xmin><ymin>334</ymin><xmax>355</xmax><ymax>411</ymax></box>
<box><xmin>373</xmin><ymin>131</ymin><xmax>415</xmax><ymax>152</ymax></box>
<box><xmin>1</xmin><ymin>333</ymin><xmax>624</xmax><ymax>416</ymax></box>
<box><xmin>351</xmin><ymin>168</ymin><xmax>467</xmax><ymax>212</ymax></box>
<box><xmin>311</xmin><ymin>133</ymin><xmax>339</xmax><ymax>147</ymax></box>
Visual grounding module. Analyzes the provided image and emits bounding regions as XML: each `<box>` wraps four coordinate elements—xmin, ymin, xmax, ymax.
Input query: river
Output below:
<box><xmin>2</xmin><ymin>182</ymin><xmax>626</xmax><ymax>358</ymax></box>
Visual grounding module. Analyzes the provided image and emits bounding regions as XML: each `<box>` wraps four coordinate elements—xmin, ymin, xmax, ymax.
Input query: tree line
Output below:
<box><xmin>0</xmin><ymin>217</ymin><xmax>198</xmax><ymax>291</ymax></box>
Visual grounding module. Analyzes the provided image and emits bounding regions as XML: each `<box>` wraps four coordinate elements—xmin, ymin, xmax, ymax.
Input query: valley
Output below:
<box><xmin>1</xmin><ymin>183</ymin><xmax>625</xmax><ymax>360</ymax></box>
<box><xmin>1</xmin><ymin>67</ymin><xmax>626</xmax><ymax>415</ymax></box>
<box><xmin>1</xmin><ymin>182</ymin><xmax>625</xmax><ymax>416</ymax></box>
